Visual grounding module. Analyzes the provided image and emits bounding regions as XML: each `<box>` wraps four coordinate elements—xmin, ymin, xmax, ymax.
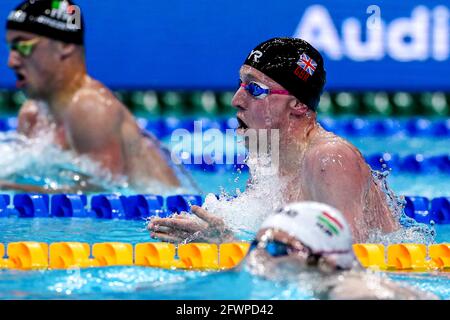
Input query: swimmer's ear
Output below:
<box><xmin>288</xmin><ymin>99</ymin><xmax>309</xmax><ymax>116</ymax></box>
<box><xmin>56</xmin><ymin>42</ymin><xmax>78</xmax><ymax>60</ymax></box>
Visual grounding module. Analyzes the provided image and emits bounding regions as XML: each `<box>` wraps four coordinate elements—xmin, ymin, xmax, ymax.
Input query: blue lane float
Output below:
<box><xmin>431</xmin><ymin>120</ymin><xmax>450</xmax><ymax>136</ymax></box>
<box><xmin>431</xmin><ymin>197</ymin><xmax>450</xmax><ymax>224</ymax></box>
<box><xmin>405</xmin><ymin>118</ymin><xmax>432</xmax><ymax>136</ymax></box>
<box><xmin>91</xmin><ymin>194</ymin><xmax>126</xmax><ymax>219</ymax></box>
<box><xmin>1</xmin><ymin>193</ymin><xmax>449</xmax><ymax>225</ymax></box>
<box><xmin>13</xmin><ymin>194</ymin><xmax>50</xmax><ymax>218</ymax></box>
<box><xmin>51</xmin><ymin>194</ymin><xmax>88</xmax><ymax>218</ymax></box>
<box><xmin>139</xmin><ymin>117</ymin><xmax>450</xmax><ymax>138</ymax></box>
<box><xmin>399</xmin><ymin>154</ymin><xmax>426</xmax><ymax>173</ymax></box>
<box><xmin>0</xmin><ymin>194</ymin><xmax>10</xmax><ymax>218</ymax></box>
<box><xmin>179</xmin><ymin>152</ymin><xmax>249</xmax><ymax>173</ymax></box>
<box><xmin>404</xmin><ymin>196</ymin><xmax>431</xmax><ymax>224</ymax></box>
<box><xmin>2</xmin><ymin>117</ymin><xmax>450</xmax><ymax>138</ymax></box>
<box><xmin>124</xmin><ymin>194</ymin><xmax>167</xmax><ymax>219</ymax></box>
<box><xmin>0</xmin><ymin>119</ymin><xmax>9</xmax><ymax>132</ymax></box>
<box><xmin>370</xmin><ymin>118</ymin><xmax>403</xmax><ymax>136</ymax></box>
<box><xmin>166</xmin><ymin>194</ymin><xmax>203</xmax><ymax>214</ymax></box>
<box><xmin>426</xmin><ymin>156</ymin><xmax>450</xmax><ymax>173</ymax></box>
<box><xmin>182</xmin><ymin>153</ymin><xmax>449</xmax><ymax>174</ymax></box>
<box><xmin>366</xmin><ymin>153</ymin><xmax>400</xmax><ymax>172</ymax></box>
<box><xmin>340</xmin><ymin>118</ymin><xmax>373</xmax><ymax>136</ymax></box>
<box><xmin>0</xmin><ymin>117</ymin><xmax>17</xmax><ymax>132</ymax></box>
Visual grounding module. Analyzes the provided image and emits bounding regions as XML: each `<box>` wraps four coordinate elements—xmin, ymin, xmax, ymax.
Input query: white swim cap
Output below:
<box><xmin>260</xmin><ymin>201</ymin><xmax>355</xmax><ymax>269</ymax></box>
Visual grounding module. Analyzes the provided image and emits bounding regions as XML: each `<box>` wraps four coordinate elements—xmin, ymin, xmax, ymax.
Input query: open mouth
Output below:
<box><xmin>237</xmin><ymin>117</ymin><xmax>249</xmax><ymax>131</ymax></box>
<box><xmin>15</xmin><ymin>72</ymin><xmax>26</xmax><ymax>88</ymax></box>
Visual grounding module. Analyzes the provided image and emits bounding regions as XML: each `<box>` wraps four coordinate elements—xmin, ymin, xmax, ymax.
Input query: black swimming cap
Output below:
<box><xmin>244</xmin><ymin>38</ymin><xmax>326</xmax><ymax>110</ymax></box>
<box><xmin>6</xmin><ymin>0</ymin><xmax>84</xmax><ymax>45</ymax></box>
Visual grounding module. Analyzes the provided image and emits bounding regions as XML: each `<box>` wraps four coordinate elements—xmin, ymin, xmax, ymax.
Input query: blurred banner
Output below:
<box><xmin>0</xmin><ymin>0</ymin><xmax>448</xmax><ymax>90</ymax></box>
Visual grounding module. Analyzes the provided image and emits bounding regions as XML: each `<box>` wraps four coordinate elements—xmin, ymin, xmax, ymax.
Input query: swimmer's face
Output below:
<box><xmin>232</xmin><ymin>65</ymin><xmax>300</xmax><ymax>140</ymax></box>
<box><xmin>6</xmin><ymin>30</ymin><xmax>62</xmax><ymax>99</ymax></box>
<box><xmin>246</xmin><ymin>228</ymin><xmax>321</xmax><ymax>279</ymax></box>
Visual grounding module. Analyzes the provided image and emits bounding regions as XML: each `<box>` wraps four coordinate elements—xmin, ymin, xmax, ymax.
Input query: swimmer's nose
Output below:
<box><xmin>7</xmin><ymin>50</ymin><xmax>22</xmax><ymax>69</ymax></box>
<box><xmin>231</xmin><ymin>87</ymin><xmax>247</xmax><ymax>111</ymax></box>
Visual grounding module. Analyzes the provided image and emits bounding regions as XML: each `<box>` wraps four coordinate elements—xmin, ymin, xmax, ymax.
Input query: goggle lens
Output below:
<box><xmin>250</xmin><ymin>240</ymin><xmax>293</xmax><ymax>257</ymax></box>
<box><xmin>240</xmin><ymin>81</ymin><xmax>268</xmax><ymax>99</ymax></box>
<box><xmin>7</xmin><ymin>38</ymin><xmax>39</xmax><ymax>57</ymax></box>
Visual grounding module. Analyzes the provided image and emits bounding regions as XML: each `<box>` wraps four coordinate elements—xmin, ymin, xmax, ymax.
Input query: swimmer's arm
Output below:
<box><xmin>125</xmin><ymin>124</ymin><xmax>181</xmax><ymax>187</ymax></box>
<box><xmin>17</xmin><ymin>100</ymin><xmax>48</xmax><ymax>137</ymax></box>
<box><xmin>0</xmin><ymin>180</ymin><xmax>107</xmax><ymax>194</ymax></box>
<box><xmin>326</xmin><ymin>274</ymin><xmax>439</xmax><ymax>300</ymax></box>
<box><xmin>0</xmin><ymin>180</ymin><xmax>54</xmax><ymax>193</ymax></box>
<box><xmin>305</xmin><ymin>145</ymin><xmax>367</xmax><ymax>240</ymax></box>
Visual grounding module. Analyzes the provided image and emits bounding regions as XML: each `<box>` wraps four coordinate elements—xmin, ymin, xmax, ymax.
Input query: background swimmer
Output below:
<box><xmin>1</xmin><ymin>0</ymin><xmax>179</xmax><ymax>192</ymax></box>
<box><xmin>244</xmin><ymin>201</ymin><xmax>437</xmax><ymax>300</ymax></box>
<box><xmin>149</xmin><ymin>37</ymin><xmax>399</xmax><ymax>243</ymax></box>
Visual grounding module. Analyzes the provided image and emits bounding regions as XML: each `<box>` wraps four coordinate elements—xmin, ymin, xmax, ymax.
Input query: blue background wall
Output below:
<box><xmin>0</xmin><ymin>0</ymin><xmax>448</xmax><ymax>91</ymax></box>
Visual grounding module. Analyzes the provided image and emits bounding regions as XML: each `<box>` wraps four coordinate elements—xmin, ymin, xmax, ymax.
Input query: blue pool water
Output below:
<box><xmin>0</xmin><ymin>116</ymin><xmax>449</xmax><ymax>299</ymax></box>
<box><xmin>0</xmin><ymin>217</ymin><xmax>450</xmax><ymax>300</ymax></box>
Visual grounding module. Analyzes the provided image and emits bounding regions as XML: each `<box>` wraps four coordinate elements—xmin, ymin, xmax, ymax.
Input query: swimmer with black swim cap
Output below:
<box><xmin>2</xmin><ymin>0</ymin><xmax>181</xmax><ymax>192</ymax></box>
<box><xmin>244</xmin><ymin>202</ymin><xmax>437</xmax><ymax>300</ymax></box>
<box><xmin>149</xmin><ymin>38</ymin><xmax>399</xmax><ymax>243</ymax></box>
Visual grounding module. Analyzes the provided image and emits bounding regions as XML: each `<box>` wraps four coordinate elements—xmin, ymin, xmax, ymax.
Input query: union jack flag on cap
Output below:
<box><xmin>297</xmin><ymin>53</ymin><xmax>317</xmax><ymax>76</ymax></box>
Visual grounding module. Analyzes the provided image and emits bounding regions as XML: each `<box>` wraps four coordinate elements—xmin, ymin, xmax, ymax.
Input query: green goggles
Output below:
<box><xmin>7</xmin><ymin>38</ymin><xmax>40</xmax><ymax>57</ymax></box>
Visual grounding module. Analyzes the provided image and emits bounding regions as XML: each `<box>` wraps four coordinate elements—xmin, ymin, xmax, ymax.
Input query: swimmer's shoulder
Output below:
<box><xmin>305</xmin><ymin>135</ymin><xmax>364</xmax><ymax>170</ymax></box>
<box><xmin>68</xmin><ymin>77</ymin><xmax>127</xmax><ymax>124</ymax></box>
<box><xmin>71</xmin><ymin>76</ymin><xmax>126</xmax><ymax>111</ymax></box>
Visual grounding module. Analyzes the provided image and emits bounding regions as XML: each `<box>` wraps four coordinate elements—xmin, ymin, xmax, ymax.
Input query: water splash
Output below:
<box><xmin>202</xmin><ymin>145</ymin><xmax>435</xmax><ymax>244</ymax></box>
<box><xmin>0</xmin><ymin>131</ymin><xmax>122</xmax><ymax>189</ymax></box>
<box><xmin>202</xmin><ymin>152</ymin><xmax>283</xmax><ymax>235</ymax></box>
<box><xmin>368</xmin><ymin>169</ymin><xmax>435</xmax><ymax>244</ymax></box>
<box><xmin>0</xmin><ymin>131</ymin><xmax>194</xmax><ymax>195</ymax></box>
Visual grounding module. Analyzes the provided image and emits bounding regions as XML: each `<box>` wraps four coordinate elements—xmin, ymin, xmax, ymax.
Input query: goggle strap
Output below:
<box><xmin>240</xmin><ymin>82</ymin><xmax>290</xmax><ymax>96</ymax></box>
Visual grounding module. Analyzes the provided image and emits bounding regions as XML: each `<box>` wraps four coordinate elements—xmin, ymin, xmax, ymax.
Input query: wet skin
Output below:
<box><xmin>244</xmin><ymin>228</ymin><xmax>438</xmax><ymax>300</ymax></box>
<box><xmin>149</xmin><ymin>66</ymin><xmax>399</xmax><ymax>243</ymax></box>
<box><xmin>4</xmin><ymin>30</ymin><xmax>179</xmax><ymax>190</ymax></box>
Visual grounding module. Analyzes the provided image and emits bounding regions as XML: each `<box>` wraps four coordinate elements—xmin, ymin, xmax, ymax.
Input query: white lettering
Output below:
<box><xmin>293</xmin><ymin>5</ymin><xmax>449</xmax><ymax>62</ymax></box>
<box><xmin>170</xmin><ymin>129</ymin><xmax>191</xmax><ymax>165</ymax></box>
<box><xmin>8</xmin><ymin>10</ymin><xmax>27</xmax><ymax>23</ymax></box>
<box><xmin>293</xmin><ymin>5</ymin><xmax>343</xmax><ymax>60</ymax></box>
<box><xmin>67</xmin><ymin>5</ymin><xmax>82</xmax><ymax>30</ymax></box>
<box><xmin>203</xmin><ymin>129</ymin><xmax>224</xmax><ymax>165</ymax></box>
<box><xmin>433</xmin><ymin>6</ymin><xmax>449</xmax><ymax>61</ymax></box>
<box><xmin>367</xmin><ymin>5</ymin><xmax>382</xmax><ymax>30</ymax></box>
<box><xmin>50</xmin><ymin>0</ymin><xmax>70</xmax><ymax>20</ymax></box>
<box><xmin>387</xmin><ymin>6</ymin><xmax>429</xmax><ymax>61</ymax></box>
<box><xmin>193</xmin><ymin>121</ymin><xmax>203</xmax><ymax>164</ymax></box>
<box><xmin>177</xmin><ymin>305</ymin><xmax>210</xmax><ymax>317</ymax></box>
<box><xmin>343</xmin><ymin>18</ymin><xmax>385</xmax><ymax>61</ymax></box>
<box><xmin>248</xmin><ymin>50</ymin><xmax>263</xmax><ymax>63</ymax></box>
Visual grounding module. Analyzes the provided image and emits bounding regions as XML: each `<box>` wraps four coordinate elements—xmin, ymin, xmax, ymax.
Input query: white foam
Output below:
<box><xmin>203</xmin><ymin>153</ymin><xmax>284</xmax><ymax>233</ymax></box>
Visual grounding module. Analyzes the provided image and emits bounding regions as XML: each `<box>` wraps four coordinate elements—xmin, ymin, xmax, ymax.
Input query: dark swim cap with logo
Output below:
<box><xmin>6</xmin><ymin>0</ymin><xmax>84</xmax><ymax>45</ymax></box>
<box><xmin>244</xmin><ymin>37</ymin><xmax>326</xmax><ymax>110</ymax></box>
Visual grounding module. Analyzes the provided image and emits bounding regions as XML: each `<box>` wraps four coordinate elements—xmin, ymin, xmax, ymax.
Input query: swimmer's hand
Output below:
<box><xmin>147</xmin><ymin>205</ymin><xmax>235</xmax><ymax>244</ymax></box>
